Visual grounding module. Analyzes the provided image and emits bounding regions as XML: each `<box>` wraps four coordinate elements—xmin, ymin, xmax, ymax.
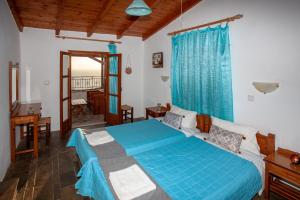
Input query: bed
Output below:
<box><xmin>67</xmin><ymin>118</ymin><xmax>196</xmax><ymax>198</ymax></box>
<box><xmin>97</xmin><ymin>137</ymin><xmax>264</xmax><ymax>200</ymax></box>
<box><xmin>68</xmin><ymin>115</ymin><xmax>275</xmax><ymax>200</ymax></box>
<box><xmin>67</xmin><ymin>119</ymin><xmax>189</xmax><ymax>163</ymax></box>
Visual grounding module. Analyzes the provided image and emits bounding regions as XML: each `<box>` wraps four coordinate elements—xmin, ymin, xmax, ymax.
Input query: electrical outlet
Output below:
<box><xmin>248</xmin><ymin>95</ymin><xmax>255</xmax><ymax>102</ymax></box>
<box><xmin>43</xmin><ymin>80</ymin><xmax>50</xmax><ymax>85</ymax></box>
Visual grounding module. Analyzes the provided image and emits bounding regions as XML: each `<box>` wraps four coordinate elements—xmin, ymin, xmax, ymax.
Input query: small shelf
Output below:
<box><xmin>270</xmin><ymin>178</ymin><xmax>300</xmax><ymax>200</ymax></box>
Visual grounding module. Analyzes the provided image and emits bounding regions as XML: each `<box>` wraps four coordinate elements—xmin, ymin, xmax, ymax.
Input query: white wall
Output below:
<box><xmin>20</xmin><ymin>29</ymin><xmax>144</xmax><ymax>131</ymax></box>
<box><xmin>0</xmin><ymin>0</ymin><xmax>21</xmax><ymax>180</ymax></box>
<box><xmin>144</xmin><ymin>0</ymin><xmax>300</xmax><ymax>152</ymax></box>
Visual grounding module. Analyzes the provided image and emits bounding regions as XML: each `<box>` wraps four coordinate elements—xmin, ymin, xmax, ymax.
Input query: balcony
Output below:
<box><xmin>72</xmin><ymin>76</ymin><xmax>104</xmax><ymax>91</ymax></box>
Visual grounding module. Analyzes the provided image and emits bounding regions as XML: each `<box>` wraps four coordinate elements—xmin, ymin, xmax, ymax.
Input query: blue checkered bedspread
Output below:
<box><xmin>67</xmin><ymin>120</ymin><xmax>187</xmax><ymax>199</ymax></box>
<box><xmin>106</xmin><ymin>119</ymin><xmax>186</xmax><ymax>155</ymax></box>
<box><xmin>133</xmin><ymin>137</ymin><xmax>262</xmax><ymax>200</ymax></box>
<box><xmin>67</xmin><ymin>128</ymin><xmax>97</xmax><ymax>164</ymax></box>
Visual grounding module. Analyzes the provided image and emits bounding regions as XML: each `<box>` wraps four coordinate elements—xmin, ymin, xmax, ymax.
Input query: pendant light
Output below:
<box><xmin>126</xmin><ymin>0</ymin><xmax>152</xmax><ymax>16</ymax></box>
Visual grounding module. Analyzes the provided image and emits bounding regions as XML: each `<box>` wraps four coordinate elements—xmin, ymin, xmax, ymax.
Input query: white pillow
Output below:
<box><xmin>211</xmin><ymin>117</ymin><xmax>261</xmax><ymax>156</ymax></box>
<box><xmin>170</xmin><ymin>105</ymin><xmax>197</xmax><ymax>129</ymax></box>
<box><xmin>181</xmin><ymin>127</ymin><xmax>200</xmax><ymax>137</ymax></box>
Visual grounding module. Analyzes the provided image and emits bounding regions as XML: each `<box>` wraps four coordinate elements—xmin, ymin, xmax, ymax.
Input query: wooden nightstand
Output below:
<box><xmin>145</xmin><ymin>106</ymin><xmax>168</xmax><ymax>119</ymax></box>
<box><xmin>121</xmin><ymin>105</ymin><xmax>134</xmax><ymax>123</ymax></box>
<box><xmin>264</xmin><ymin>148</ymin><xmax>300</xmax><ymax>200</ymax></box>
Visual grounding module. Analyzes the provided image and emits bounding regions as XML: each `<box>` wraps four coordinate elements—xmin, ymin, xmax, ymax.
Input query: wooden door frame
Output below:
<box><xmin>59</xmin><ymin>51</ymin><xmax>71</xmax><ymax>137</ymax></box>
<box><xmin>59</xmin><ymin>50</ymin><xmax>109</xmax><ymax>136</ymax></box>
<box><xmin>105</xmin><ymin>54</ymin><xmax>122</xmax><ymax>125</ymax></box>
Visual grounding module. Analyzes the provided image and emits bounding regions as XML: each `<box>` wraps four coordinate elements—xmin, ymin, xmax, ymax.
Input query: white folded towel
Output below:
<box><xmin>109</xmin><ymin>164</ymin><xmax>156</xmax><ymax>200</ymax></box>
<box><xmin>85</xmin><ymin>131</ymin><xmax>114</xmax><ymax>146</ymax></box>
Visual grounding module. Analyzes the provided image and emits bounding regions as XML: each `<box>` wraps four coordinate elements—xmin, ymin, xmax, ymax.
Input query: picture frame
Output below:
<box><xmin>152</xmin><ymin>52</ymin><xmax>163</xmax><ymax>68</ymax></box>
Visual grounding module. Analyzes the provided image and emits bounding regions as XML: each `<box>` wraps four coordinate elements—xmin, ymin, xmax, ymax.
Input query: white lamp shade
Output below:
<box><xmin>161</xmin><ymin>75</ymin><xmax>169</xmax><ymax>82</ymax></box>
<box><xmin>253</xmin><ymin>82</ymin><xmax>279</xmax><ymax>94</ymax></box>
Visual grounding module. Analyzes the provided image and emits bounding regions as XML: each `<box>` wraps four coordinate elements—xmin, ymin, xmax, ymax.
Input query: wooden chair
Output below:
<box><xmin>27</xmin><ymin>117</ymin><xmax>51</xmax><ymax>146</ymax></box>
<box><xmin>121</xmin><ymin>105</ymin><xmax>134</xmax><ymax>123</ymax></box>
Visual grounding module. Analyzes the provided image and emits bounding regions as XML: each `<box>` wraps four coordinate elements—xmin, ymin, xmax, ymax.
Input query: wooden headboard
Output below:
<box><xmin>256</xmin><ymin>133</ymin><xmax>275</xmax><ymax>156</ymax></box>
<box><xmin>195</xmin><ymin>114</ymin><xmax>275</xmax><ymax>156</ymax></box>
<box><xmin>196</xmin><ymin>114</ymin><xmax>212</xmax><ymax>133</ymax></box>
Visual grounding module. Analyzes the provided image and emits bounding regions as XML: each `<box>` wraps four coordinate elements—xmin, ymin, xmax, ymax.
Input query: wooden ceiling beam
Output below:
<box><xmin>142</xmin><ymin>0</ymin><xmax>201</xmax><ymax>40</ymax></box>
<box><xmin>55</xmin><ymin>0</ymin><xmax>63</xmax><ymax>35</ymax></box>
<box><xmin>7</xmin><ymin>0</ymin><xmax>23</xmax><ymax>32</ymax></box>
<box><xmin>116</xmin><ymin>0</ymin><xmax>160</xmax><ymax>39</ymax></box>
<box><xmin>86</xmin><ymin>0</ymin><xmax>116</xmax><ymax>37</ymax></box>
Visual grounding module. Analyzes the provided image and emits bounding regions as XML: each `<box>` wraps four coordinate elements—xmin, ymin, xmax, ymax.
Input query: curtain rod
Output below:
<box><xmin>168</xmin><ymin>14</ymin><xmax>243</xmax><ymax>36</ymax></box>
<box><xmin>56</xmin><ymin>35</ymin><xmax>122</xmax><ymax>44</ymax></box>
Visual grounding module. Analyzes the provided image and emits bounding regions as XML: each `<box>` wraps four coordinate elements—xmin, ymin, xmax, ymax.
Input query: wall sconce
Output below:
<box><xmin>161</xmin><ymin>75</ymin><xmax>169</xmax><ymax>82</ymax></box>
<box><xmin>253</xmin><ymin>82</ymin><xmax>279</xmax><ymax>94</ymax></box>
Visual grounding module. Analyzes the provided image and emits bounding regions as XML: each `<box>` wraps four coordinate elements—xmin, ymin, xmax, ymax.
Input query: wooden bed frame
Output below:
<box><xmin>165</xmin><ymin>104</ymin><xmax>275</xmax><ymax>156</ymax></box>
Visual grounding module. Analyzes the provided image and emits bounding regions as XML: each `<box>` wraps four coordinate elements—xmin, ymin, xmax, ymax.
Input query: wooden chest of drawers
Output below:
<box><xmin>87</xmin><ymin>90</ymin><xmax>105</xmax><ymax>114</ymax></box>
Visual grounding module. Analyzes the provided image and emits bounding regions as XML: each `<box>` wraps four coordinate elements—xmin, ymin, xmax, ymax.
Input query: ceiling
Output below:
<box><xmin>7</xmin><ymin>0</ymin><xmax>201</xmax><ymax>40</ymax></box>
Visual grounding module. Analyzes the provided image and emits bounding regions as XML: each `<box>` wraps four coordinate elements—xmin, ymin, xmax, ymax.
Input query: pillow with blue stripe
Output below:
<box><xmin>163</xmin><ymin>111</ymin><xmax>183</xmax><ymax>129</ymax></box>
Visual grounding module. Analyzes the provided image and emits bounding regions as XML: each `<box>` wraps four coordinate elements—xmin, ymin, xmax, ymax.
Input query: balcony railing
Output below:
<box><xmin>72</xmin><ymin>76</ymin><xmax>103</xmax><ymax>91</ymax></box>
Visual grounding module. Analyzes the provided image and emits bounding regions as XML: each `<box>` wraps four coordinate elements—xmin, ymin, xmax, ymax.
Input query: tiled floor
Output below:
<box><xmin>72</xmin><ymin>106</ymin><xmax>105</xmax><ymax>128</ymax></box>
<box><xmin>0</xmin><ymin>122</ymin><xmax>287</xmax><ymax>200</ymax></box>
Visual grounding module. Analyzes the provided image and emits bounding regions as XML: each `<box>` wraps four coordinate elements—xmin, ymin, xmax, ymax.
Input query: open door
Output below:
<box><xmin>105</xmin><ymin>54</ymin><xmax>122</xmax><ymax>125</ymax></box>
<box><xmin>60</xmin><ymin>51</ymin><xmax>72</xmax><ymax>137</ymax></box>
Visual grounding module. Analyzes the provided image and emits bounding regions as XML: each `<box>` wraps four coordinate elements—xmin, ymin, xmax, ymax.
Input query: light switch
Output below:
<box><xmin>43</xmin><ymin>80</ymin><xmax>50</xmax><ymax>85</ymax></box>
<box><xmin>248</xmin><ymin>95</ymin><xmax>255</xmax><ymax>102</ymax></box>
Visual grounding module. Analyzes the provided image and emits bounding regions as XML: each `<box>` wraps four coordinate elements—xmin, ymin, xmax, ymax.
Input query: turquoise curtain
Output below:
<box><xmin>108</xmin><ymin>43</ymin><xmax>118</xmax><ymax>114</ymax></box>
<box><xmin>171</xmin><ymin>25</ymin><xmax>234</xmax><ymax>121</ymax></box>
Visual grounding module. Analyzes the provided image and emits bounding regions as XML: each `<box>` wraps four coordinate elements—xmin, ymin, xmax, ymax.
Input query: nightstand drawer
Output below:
<box><xmin>269</xmin><ymin>163</ymin><xmax>300</xmax><ymax>186</ymax></box>
<box><xmin>147</xmin><ymin>110</ymin><xmax>155</xmax><ymax>116</ymax></box>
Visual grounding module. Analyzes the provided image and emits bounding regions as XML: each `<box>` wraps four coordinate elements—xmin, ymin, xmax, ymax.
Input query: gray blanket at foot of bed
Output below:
<box><xmin>83</xmin><ymin>128</ymin><xmax>126</xmax><ymax>159</ymax></box>
<box><xmin>99</xmin><ymin>156</ymin><xmax>170</xmax><ymax>200</ymax></box>
<box><xmin>94</xmin><ymin>141</ymin><xmax>127</xmax><ymax>159</ymax></box>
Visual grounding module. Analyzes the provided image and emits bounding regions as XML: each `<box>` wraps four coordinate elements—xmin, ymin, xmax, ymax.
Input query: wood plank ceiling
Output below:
<box><xmin>8</xmin><ymin>0</ymin><xmax>201</xmax><ymax>40</ymax></box>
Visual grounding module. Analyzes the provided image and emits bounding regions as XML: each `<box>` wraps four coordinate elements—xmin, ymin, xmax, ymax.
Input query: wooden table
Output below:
<box><xmin>10</xmin><ymin>103</ymin><xmax>41</xmax><ymax>162</ymax></box>
<box><xmin>264</xmin><ymin>148</ymin><xmax>300</xmax><ymax>199</ymax></box>
<box><xmin>72</xmin><ymin>99</ymin><xmax>87</xmax><ymax>116</ymax></box>
<box><xmin>146</xmin><ymin>106</ymin><xmax>168</xmax><ymax>119</ymax></box>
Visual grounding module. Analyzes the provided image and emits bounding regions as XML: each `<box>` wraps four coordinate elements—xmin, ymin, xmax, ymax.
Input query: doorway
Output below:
<box><xmin>59</xmin><ymin>51</ymin><xmax>122</xmax><ymax>137</ymax></box>
<box><xmin>71</xmin><ymin>56</ymin><xmax>105</xmax><ymax>128</ymax></box>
